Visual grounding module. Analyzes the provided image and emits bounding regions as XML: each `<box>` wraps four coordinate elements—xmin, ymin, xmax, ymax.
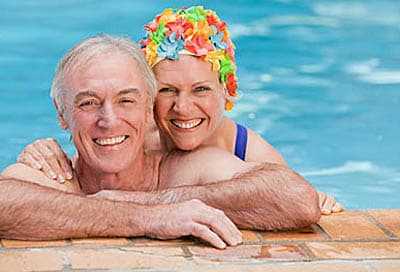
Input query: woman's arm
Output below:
<box><xmin>245</xmin><ymin>128</ymin><xmax>287</xmax><ymax>165</ymax></box>
<box><xmin>244</xmin><ymin>128</ymin><xmax>344</xmax><ymax>214</ymax></box>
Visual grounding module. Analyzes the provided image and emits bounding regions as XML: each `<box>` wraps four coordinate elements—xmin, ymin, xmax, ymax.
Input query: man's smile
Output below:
<box><xmin>93</xmin><ymin>135</ymin><xmax>129</xmax><ymax>146</ymax></box>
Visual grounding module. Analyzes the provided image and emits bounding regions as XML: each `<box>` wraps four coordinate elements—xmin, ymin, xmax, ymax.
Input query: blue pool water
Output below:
<box><xmin>1</xmin><ymin>0</ymin><xmax>399</xmax><ymax>209</ymax></box>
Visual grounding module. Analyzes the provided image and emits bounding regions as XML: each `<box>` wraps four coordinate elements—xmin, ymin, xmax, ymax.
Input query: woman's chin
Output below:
<box><xmin>174</xmin><ymin>141</ymin><xmax>201</xmax><ymax>151</ymax></box>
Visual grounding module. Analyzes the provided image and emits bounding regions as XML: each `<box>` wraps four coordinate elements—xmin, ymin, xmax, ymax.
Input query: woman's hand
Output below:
<box><xmin>17</xmin><ymin>138</ymin><xmax>73</xmax><ymax>183</ymax></box>
<box><xmin>318</xmin><ymin>192</ymin><xmax>345</xmax><ymax>215</ymax></box>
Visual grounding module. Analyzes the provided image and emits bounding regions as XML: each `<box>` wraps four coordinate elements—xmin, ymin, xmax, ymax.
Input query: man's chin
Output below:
<box><xmin>90</xmin><ymin>159</ymin><xmax>132</xmax><ymax>174</ymax></box>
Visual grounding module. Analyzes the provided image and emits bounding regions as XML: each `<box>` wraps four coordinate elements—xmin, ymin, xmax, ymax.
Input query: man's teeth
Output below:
<box><xmin>94</xmin><ymin>136</ymin><xmax>127</xmax><ymax>146</ymax></box>
<box><xmin>171</xmin><ymin>119</ymin><xmax>202</xmax><ymax>129</ymax></box>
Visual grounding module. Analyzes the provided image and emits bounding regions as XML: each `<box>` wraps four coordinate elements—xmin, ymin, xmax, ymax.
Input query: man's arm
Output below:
<box><xmin>0</xmin><ymin>165</ymin><xmax>242</xmax><ymax>249</ymax></box>
<box><xmin>0</xmin><ymin>176</ymin><xmax>146</xmax><ymax>240</ymax></box>
<box><xmin>94</xmin><ymin>148</ymin><xmax>321</xmax><ymax>230</ymax></box>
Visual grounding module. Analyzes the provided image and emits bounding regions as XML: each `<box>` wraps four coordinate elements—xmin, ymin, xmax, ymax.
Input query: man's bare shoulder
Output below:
<box><xmin>2</xmin><ymin>163</ymin><xmax>81</xmax><ymax>194</ymax></box>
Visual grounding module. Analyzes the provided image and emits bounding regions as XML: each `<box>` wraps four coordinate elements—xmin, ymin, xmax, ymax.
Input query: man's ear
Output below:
<box><xmin>53</xmin><ymin>99</ymin><xmax>68</xmax><ymax>130</ymax></box>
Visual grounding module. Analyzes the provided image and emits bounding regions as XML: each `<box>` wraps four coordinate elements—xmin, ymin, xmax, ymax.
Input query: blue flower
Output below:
<box><xmin>209</xmin><ymin>25</ymin><xmax>227</xmax><ymax>50</ymax></box>
<box><xmin>157</xmin><ymin>32</ymin><xmax>185</xmax><ymax>60</ymax></box>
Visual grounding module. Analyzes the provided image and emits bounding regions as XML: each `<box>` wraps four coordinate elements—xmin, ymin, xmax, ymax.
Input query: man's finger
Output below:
<box><xmin>189</xmin><ymin>223</ymin><xmax>227</xmax><ymax>249</ymax></box>
<box><xmin>197</xmin><ymin>207</ymin><xmax>242</xmax><ymax>246</ymax></box>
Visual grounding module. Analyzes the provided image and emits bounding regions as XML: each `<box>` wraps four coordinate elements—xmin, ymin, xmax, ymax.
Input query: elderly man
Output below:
<box><xmin>0</xmin><ymin>34</ymin><xmax>320</xmax><ymax>249</ymax></box>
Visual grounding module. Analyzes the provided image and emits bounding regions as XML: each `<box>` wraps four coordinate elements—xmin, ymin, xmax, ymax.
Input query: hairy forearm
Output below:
<box><xmin>183</xmin><ymin>164</ymin><xmax>321</xmax><ymax>230</ymax></box>
<box><xmin>0</xmin><ymin>177</ymin><xmax>147</xmax><ymax>240</ymax></box>
<box><xmin>111</xmin><ymin>164</ymin><xmax>321</xmax><ymax>230</ymax></box>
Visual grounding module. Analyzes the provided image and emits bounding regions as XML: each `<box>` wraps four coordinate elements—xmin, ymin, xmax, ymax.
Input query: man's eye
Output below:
<box><xmin>79</xmin><ymin>100</ymin><xmax>99</xmax><ymax>110</ymax></box>
<box><xmin>119</xmin><ymin>98</ymin><xmax>135</xmax><ymax>104</ymax></box>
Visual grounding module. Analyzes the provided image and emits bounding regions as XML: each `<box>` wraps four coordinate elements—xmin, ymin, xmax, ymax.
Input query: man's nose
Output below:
<box><xmin>173</xmin><ymin>93</ymin><xmax>192</xmax><ymax>114</ymax></box>
<box><xmin>97</xmin><ymin>102</ymin><xmax>117</xmax><ymax>128</ymax></box>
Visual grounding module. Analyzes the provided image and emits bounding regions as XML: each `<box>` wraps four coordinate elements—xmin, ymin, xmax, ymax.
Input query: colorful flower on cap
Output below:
<box><xmin>140</xmin><ymin>6</ymin><xmax>238</xmax><ymax>110</ymax></box>
<box><xmin>158</xmin><ymin>32</ymin><xmax>185</xmax><ymax>60</ymax></box>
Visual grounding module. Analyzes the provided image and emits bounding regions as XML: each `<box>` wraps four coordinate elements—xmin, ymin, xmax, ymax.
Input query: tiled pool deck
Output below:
<box><xmin>1</xmin><ymin>210</ymin><xmax>399</xmax><ymax>271</ymax></box>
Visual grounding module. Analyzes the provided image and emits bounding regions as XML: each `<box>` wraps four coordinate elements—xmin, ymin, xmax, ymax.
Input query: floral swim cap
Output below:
<box><xmin>140</xmin><ymin>6</ymin><xmax>238</xmax><ymax>110</ymax></box>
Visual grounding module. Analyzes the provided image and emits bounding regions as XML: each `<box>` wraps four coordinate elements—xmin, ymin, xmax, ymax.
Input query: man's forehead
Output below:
<box><xmin>63</xmin><ymin>53</ymin><xmax>147</xmax><ymax>97</ymax></box>
<box><xmin>66</xmin><ymin>52</ymin><xmax>142</xmax><ymax>80</ymax></box>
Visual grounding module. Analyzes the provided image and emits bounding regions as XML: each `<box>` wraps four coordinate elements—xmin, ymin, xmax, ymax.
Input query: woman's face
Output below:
<box><xmin>153</xmin><ymin>55</ymin><xmax>225</xmax><ymax>150</ymax></box>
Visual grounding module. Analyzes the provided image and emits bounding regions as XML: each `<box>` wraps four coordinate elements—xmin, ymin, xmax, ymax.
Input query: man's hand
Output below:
<box><xmin>318</xmin><ymin>192</ymin><xmax>345</xmax><ymax>215</ymax></box>
<box><xmin>91</xmin><ymin>192</ymin><xmax>242</xmax><ymax>248</ymax></box>
<box><xmin>17</xmin><ymin>138</ymin><xmax>72</xmax><ymax>183</ymax></box>
<box><xmin>145</xmin><ymin>199</ymin><xmax>242</xmax><ymax>249</ymax></box>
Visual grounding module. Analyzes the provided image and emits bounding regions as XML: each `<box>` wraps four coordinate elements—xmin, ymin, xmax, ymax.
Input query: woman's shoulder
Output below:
<box><xmin>245</xmin><ymin>128</ymin><xmax>287</xmax><ymax>165</ymax></box>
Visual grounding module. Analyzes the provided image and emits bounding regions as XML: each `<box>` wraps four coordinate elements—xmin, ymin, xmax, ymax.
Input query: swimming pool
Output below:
<box><xmin>1</xmin><ymin>0</ymin><xmax>399</xmax><ymax>209</ymax></box>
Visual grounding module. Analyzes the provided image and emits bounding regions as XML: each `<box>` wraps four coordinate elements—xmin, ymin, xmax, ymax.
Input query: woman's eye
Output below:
<box><xmin>159</xmin><ymin>87</ymin><xmax>175</xmax><ymax>93</ymax></box>
<box><xmin>158</xmin><ymin>87</ymin><xmax>176</xmax><ymax>96</ymax></box>
<box><xmin>194</xmin><ymin>86</ymin><xmax>210</xmax><ymax>93</ymax></box>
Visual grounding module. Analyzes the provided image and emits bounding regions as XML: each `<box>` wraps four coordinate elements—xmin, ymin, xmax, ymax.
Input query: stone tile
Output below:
<box><xmin>248</xmin><ymin>262</ymin><xmax>369</xmax><ymax>272</ymax></box>
<box><xmin>241</xmin><ymin>230</ymin><xmax>260</xmax><ymax>243</ymax></box>
<box><xmin>306</xmin><ymin>241</ymin><xmax>400</xmax><ymax>259</ymax></box>
<box><xmin>261</xmin><ymin>225</ymin><xmax>324</xmax><ymax>241</ymax></box>
<box><xmin>317</xmin><ymin>210</ymin><xmax>388</xmax><ymax>239</ymax></box>
<box><xmin>130</xmin><ymin>237</ymin><xmax>195</xmax><ymax>246</ymax></box>
<box><xmin>367</xmin><ymin>209</ymin><xmax>400</xmax><ymax>237</ymax></box>
<box><xmin>71</xmin><ymin>237</ymin><xmax>129</xmax><ymax>245</ymax></box>
<box><xmin>189</xmin><ymin>244</ymin><xmax>308</xmax><ymax>264</ymax></box>
<box><xmin>182</xmin><ymin>268</ymin><xmax>245</xmax><ymax>272</ymax></box>
<box><xmin>1</xmin><ymin>239</ymin><xmax>68</xmax><ymax>249</ymax></box>
<box><xmin>368</xmin><ymin>260</ymin><xmax>400</xmax><ymax>271</ymax></box>
<box><xmin>68</xmin><ymin>247</ymin><xmax>187</xmax><ymax>270</ymax></box>
<box><xmin>0</xmin><ymin>251</ymin><xmax>63</xmax><ymax>271</ymax></box>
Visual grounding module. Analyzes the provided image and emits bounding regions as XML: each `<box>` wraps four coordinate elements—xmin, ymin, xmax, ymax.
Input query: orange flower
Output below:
<box><xmin>187</xmin><ymin>20</ymin><xmax>212</xmax><ymax>41</ymax></box>
<box><xmin>226</xmin><ymin>73</ymin><xmax>238</xmax><ymax>97</ymax></box>
<box><xmin>225</xmin><ymin>100</ymin><xmax>234</xmax><ymax>111</ymax></box>
<box><xmin>158</xmin><ymin>9</ymin><xmax>177</xmax><ymax>25</ymax></box>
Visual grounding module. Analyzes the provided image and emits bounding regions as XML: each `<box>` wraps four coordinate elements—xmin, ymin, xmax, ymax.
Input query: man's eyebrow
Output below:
<box><xmin>118</xmin><ymin>88</ymin><xmax>141</xmax><ymax>96</ymax></box>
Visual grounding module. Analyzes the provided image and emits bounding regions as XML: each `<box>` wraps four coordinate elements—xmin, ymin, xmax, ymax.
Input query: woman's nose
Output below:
<box><xmin>173</xmin><ymin>93</ymin><xmax>192</xmax><ymax>114</ymax></box>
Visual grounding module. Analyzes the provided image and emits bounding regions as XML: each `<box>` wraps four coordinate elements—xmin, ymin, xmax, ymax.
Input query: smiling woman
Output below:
<box><xmin>153</xmin><ymin>55</ymin><xmax>226</xmax><ymax>151</ymax></box>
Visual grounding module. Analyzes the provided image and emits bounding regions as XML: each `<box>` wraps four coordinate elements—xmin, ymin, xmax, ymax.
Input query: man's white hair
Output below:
<box><xmin>50</xmin><ymin>34</ymin><xmax>157</xmax><ymax>113</ymax></box>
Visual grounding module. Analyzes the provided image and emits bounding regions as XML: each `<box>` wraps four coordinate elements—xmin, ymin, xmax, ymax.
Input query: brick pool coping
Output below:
<box><xmin>1</xmin><ymin>209</ymin><xmax>399</xmax><ymax>271</ymax></box>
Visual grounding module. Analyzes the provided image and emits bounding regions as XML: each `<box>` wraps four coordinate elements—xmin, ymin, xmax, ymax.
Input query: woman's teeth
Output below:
<box><xmin>94</xmin><ymin>136</ymin><xmax>127</xmax><ymax>146</ymax></box>
<box><xmin>171</xmin><ymin>119</ymin><xmax>203</xmax><ymax>129</ymax></box>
